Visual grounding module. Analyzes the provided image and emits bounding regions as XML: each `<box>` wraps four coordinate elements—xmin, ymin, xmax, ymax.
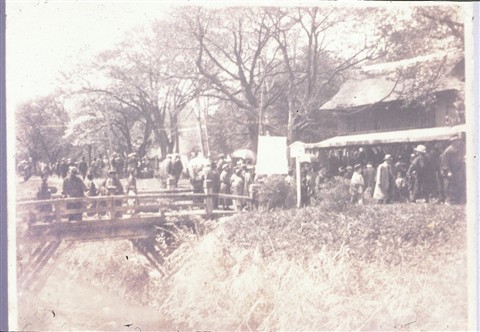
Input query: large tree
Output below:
<box><xmin>177</xmin><ymin>7</ymin><xmax>285</xmax><ymax>150</ymax></box>
<box><xmin>16</xmin><ymin>94</ymin><xmax>70</xmax><ymax>164</ymax></box>
<box><xmin>264</xmin><ymin>7</ymin><xmax>388</xmax><ymax>142</ymax></box>
<box><xmin>73</xmin><ymin>20</ymin><xmax>202</xmax><ymax>158</ymax></box>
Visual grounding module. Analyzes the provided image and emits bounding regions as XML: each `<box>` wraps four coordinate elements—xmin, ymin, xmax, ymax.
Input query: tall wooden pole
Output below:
<box><xmin>296</xmin><ymin>156</ymin><xmax>302</xmax><ymax>208</ymax></box>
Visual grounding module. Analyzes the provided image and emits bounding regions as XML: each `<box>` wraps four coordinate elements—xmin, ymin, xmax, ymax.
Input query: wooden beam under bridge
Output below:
<box><xmin>24</xmin><ymin>216</ymin><xmax>166</xmax><ymax>242</ymax></box>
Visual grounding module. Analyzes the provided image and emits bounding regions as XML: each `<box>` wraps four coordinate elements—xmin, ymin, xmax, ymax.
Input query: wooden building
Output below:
<box><xmin>318</xmin><ymin>51</ymin><xmax>465</xmax><ymax>136</ymax></box>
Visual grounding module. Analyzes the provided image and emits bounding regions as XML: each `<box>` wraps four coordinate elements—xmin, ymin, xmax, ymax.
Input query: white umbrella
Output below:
<box><xmin>188</xmin><ymin>156</ymin><xmax>211</xmax><ymax>169</ymax></box>
<box><xmin>231</xmin><ymin>149</ymin><xmax>256</xmax><ymax>161</ymax></box>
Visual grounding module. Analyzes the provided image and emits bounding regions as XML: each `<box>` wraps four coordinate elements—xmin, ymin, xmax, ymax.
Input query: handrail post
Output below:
<box><xmin>248</xmin><ymin>184</ymin><xmax>254</xmax><ymax>211</ymax></box>
<box><xmin>204</xmin><ymin>180</ymin><xmax>213</xmax><ymax>218</ymax></box>
<box><xmin>55</xmin><ymin>200</ymin><xmax>62</xmax><ymax>223</ymax></box>
<box><xmin>250</xmin><ymin>184</ymin><xmax>259</xmax><ymax>211</ymax></box>
<box><xmin>110</xmin><ymin>196</ymin><xmax>116</xmax><ymax>221</ymax></box>
<box><xmin>167</xmin><ymin>178</ymin><xmax>175</xmax><ymax>190</ymax></box>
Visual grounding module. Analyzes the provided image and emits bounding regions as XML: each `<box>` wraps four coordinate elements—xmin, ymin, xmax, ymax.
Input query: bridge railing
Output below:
<box><xmin>16</xmin><ymin>180</ymin><xmax>256</xmax><ymax>224</ymax></box>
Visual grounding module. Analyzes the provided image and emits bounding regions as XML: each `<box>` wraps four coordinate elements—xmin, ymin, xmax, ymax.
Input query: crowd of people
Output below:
<box><xmin>32</xmin><ymin>150</ymin><xmax>259</xmax><ymax>223</ymax></box>
<box><xmin>19</xmin><ymin>152</ymin><xmax>154</xmax><ymax>183</ymax></box>
<box><xmin>299</xmin><ymin>136</ymin><xmax>466</xmax><ymax>206</ymax></box>
<box><xmin>30</xmin><ymin>135</ymin><xmax>466</xmax><ymax>223</ymax></box>
<box><xmin>183</xmin><ymin>152</ymin><xmax>256</xmax><ymax>211</ymax></box>
<box><xmin>33</xmin><ymin>153</ymin><xmax>144</xmax><ymax>222</ymax></box>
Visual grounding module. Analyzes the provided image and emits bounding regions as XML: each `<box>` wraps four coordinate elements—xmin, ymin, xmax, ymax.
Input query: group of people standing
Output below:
<box><xmin>299</xmin><ymin>136</ymin><xmax>466</xmax><ymax>206</ymax></box>
<box><xmin>37</xmin><ymin>162</ymin><xmax>138</xmax><ymax>222</ymax></box>
<box><xmin>188</xmin><ymin>154</ymin><xmax>256</xmax><ymax>211</ymax></box>
<box><xmin>348</xmin><ymin>137</ymin><xmax>465</xmax><ymax>205</ymax></box>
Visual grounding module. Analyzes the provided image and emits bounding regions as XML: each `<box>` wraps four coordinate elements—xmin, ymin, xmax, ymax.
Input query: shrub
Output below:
<box><xmin>256</xmin><ymin>175</ymin><xmax>296</xmax><ymax>209</ymax></box>
<box><xmin>314</xmin><ymin>176</ymin><xmax>351</xmax><ymax>212</ymax></box>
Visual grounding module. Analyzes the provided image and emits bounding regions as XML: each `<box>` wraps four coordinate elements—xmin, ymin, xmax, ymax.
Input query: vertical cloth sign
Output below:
<box><xmin>256</xmin><ymin>136</ymin><xmax>289</xmax><ymax>175</ymax></box>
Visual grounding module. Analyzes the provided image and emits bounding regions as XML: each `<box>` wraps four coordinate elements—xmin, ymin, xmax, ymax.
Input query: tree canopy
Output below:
<box><xmin>15</xmin><ymin>4</ymin><xmax>466</xmax><ymax>163</ymax></box>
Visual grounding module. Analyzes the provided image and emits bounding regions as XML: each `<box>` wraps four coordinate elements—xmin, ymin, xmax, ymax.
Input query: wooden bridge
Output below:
<box><xmin>16</xmin><ymin>180</ymin><xmax>256</xmax><ymax>291</ymax></box>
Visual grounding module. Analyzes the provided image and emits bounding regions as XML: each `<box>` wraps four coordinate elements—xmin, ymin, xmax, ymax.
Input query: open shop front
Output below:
<box><xmin>302</xmin><ymin>124</ymin><xmax>466</xmax><ymax>175</ymax></box>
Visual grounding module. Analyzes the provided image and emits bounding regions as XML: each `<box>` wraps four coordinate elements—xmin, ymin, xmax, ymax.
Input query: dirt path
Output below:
<box><xmin>17</xmin><ymin>267</ymin><xmax>174</xmax><ymax>331</ymax></box>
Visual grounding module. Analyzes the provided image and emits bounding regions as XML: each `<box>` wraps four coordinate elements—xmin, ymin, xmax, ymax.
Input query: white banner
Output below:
<box><xmin>256</xmin><ymin>136</ymin><xmax>289</xmax><ymax>175</ymax></box>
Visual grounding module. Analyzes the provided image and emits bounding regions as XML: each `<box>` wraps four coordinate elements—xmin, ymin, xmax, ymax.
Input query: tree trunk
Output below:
<box><xmin>287</xmin><ymin>94</ymin><xmax>296</xmax><ymax>144</ymax></box>
<box><xmin>247</xmin><ymin>122</ymin><xmax>259</xmax><ymax>152</ymax></box>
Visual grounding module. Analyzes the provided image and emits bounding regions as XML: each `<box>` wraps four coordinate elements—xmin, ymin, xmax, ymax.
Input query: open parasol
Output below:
<box><xmin>231</xmin><ymin>148</ymin><xmax>256</xmax><ymax>161</ymax></box>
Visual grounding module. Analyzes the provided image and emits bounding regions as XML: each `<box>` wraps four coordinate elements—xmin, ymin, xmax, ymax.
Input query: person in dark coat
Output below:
<box><xmin>78</xmin><ymin>156</ymin><xmax>88</xmax><ymax>180</ymax></box>
<box><xmin>441</xmin><ymin>136</ymin><xmax>465</xmax><ymax>204</ymax></box>
<box><xmin>172</xmin><ymin>155</ymin><xmax>184</xmax><ymax>187</ymax></box>
<box><xmin>408</xmin><ymin>145</ymin><xmax>431</xmax><ymax>203</ymax></box>
<box><xmin>62</xmin><ymin>167</ymin><xmax>87</xmax><ymax>221</ymax></box>
<box><xmin>219</xmin><ymin>164</ymin><xmax>231</xmax><ymax>210</ymax></box>
<box><xmin>59</xmin><ymin>158</ymin><xmax>69</xmax><ymax>178</ymax></box>
<box><xmin>36</xmin><ymin>174</ymin><xmax>54</xmax><ymax>222</ymax></box>
<box><xmin>205</xmin><ymin>163</ymin><xmax>221</xmax><ymax>209</ymax></box>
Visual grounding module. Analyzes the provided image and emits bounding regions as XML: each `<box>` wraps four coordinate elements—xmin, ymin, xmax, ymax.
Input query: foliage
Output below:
<box><xmin>67</xmin><ymin>20</ymin><xmax>203</xmax><ymax>158</ymax></box>
<box><xmin>378</xmin><ymin>5</ymin><xmax>464</xmax><ymax>61</ymax></box>
<box><xmin>314</xmin><ymin>176</ymin><xmax>351</xmax><ymax>212</ymax></box>
<box><xmin>15</xmin><ymin>94</ymin><xmax>71</xmax><ymax>164</ymax></box>
<box><xmin>256</xmin><ymin>175</ymin><xmax>296</xmax><ymax>210</ymax></box>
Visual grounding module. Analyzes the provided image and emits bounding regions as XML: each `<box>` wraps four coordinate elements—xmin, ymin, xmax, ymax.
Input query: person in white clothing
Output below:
<box><xmin>350</xmin><ymin>164</ymin><xmax>365</xmax><ymax>205</ymax></box>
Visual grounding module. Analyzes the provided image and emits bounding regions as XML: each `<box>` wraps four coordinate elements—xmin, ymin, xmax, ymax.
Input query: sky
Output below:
<box><xmin>6</xmin><ymin>1</ymin><xmax>466</xmax><ymax>114</ymax></box>
<box><xmin>6</xmin><ymin>1</ymin><xmax>170</xmax><ymax>111</ymax></box>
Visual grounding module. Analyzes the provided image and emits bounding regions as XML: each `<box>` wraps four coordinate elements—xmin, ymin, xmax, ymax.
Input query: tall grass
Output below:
<box><xmin>158</xmin><ymin>204</ymin><xmax>466</xmax><ymax>330</ymax></box>
<box><xmin>23</xmin><ymin>191</ymin><xmax>466</xmax><ymax>330</ymax></box>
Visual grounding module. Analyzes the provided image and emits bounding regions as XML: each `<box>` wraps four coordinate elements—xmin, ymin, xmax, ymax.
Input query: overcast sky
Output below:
<box><xmin>6</xmin><ymin>1</ymin><xmax>466</xmax><ymax>114</ymax></box>
<box><xmin>6</xmin><ymin>1</ymin><xmax>171</xmax><ymax>111</ymax></box>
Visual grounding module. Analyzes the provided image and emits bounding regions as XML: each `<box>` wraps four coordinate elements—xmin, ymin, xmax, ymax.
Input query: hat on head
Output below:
<box><xmin>354</xmin><ymin>164</ymin><xmax>362</xmax><ymax>170</ymax></box>
<box><xmin>108</xmin><ymin>168</ymin><xmax>117</xmax><ymax>174</ymax></box>
<box><xmin>69</xmin><ymin>166</ymin><xmax>78</xmax><ymax>175</ymax></box>
<box><xmin>346</xmin><ymin>166</ymin><xmax>353</xmax><ymax>171</ymax></box>
<box><xmin>222</xmin><ymin>164</ymin><xmax>229</xmax><ymax>170</ymax></box>
<box><xmin>414</xmin><ymin>144</ymin><xmax>426</xmax><ymax>154</ymax></box>
<box><xmin>384</xmin><ymin>154</ymin><xmax>393</xmax><ymax>161</ymax></box>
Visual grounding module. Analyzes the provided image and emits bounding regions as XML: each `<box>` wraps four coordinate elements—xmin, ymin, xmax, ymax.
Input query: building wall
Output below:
<box><xmin>337</xmin><ymin>90</ymin><xmax>459</xmax><ymax>135</ymax></box>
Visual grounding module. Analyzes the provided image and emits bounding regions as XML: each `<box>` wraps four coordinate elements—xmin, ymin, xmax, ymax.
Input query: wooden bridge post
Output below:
<box><xmin>110</xmin><ymin>196</ymin><xmax>116</xmax><ymax>221</ymax></box>
<box><xmin>54</xmin><ymin>200</ymin><xmax>63</xmax><ymax>223</ymax></box>
<box><xmin>167</xmin><ymin>178</ymin><xmax>176</xmax><ymax>190</ymax></box>
<box><xmin>249</xmin><ymin>184</ymin><xmax>258</xmax><ymax>211</ymax></box>
<box><xmin>204</xmin><ymin>180</ymin><xmax>213</xmax><ymax>218</ymax></box>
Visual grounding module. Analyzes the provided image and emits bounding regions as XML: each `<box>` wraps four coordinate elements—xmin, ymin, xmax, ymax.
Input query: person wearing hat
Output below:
<box><xmin>408</xmin><ymin>144</ymin><xmax>431</xmax><ymax>203</ymax></box>
<box><xmin>219</xmin><ymin>163</ymin><xmax>232</xmax><ymax>210</ymax></box>
<box><xmin>216</xmin><ymin>154</ymin><xmax>226</xmax><ymax>171</ymax></box>
<box><xmin>350</xmin><ymin>164</ymin><xmax>365</xmax><ymax>205</ymax></box>
<box><xmin>105</xmin><ymin>169</ymin><xmax>124</xmax><ymax>196</ymax></box>
<box><xmin>441</xmin><ymin>136</ymin><xmax>465</xmax><ymax>204</ymax></box>
<box><xmin>105</xmin><ymin>168</ymin><xmax>124</xmax><ymax>218</ymax></box>
<box><xmin>373</xmin><ymin>154</ymin><xmax>394</xmax><ymax>204</ymax></box>
<box><xmin>62</xmin><ymin>166</ymin><xmax>87</xmax><ymax>221</ymax></box>
<box><xmin>230</xmin><ymin>168</ymin><xmax>245</xmax><ymax>211</ymax></box>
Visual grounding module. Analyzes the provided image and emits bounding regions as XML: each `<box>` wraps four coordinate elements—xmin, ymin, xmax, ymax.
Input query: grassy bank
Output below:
<box><xmin>16</xmin><ymin>175</ymin><xmax>467</xmax><ymax>330</ymax></box>
<box><xmin>159</xmin><ymin>204</ymin><xmax>466</xmax><ymax>330</ymax></box>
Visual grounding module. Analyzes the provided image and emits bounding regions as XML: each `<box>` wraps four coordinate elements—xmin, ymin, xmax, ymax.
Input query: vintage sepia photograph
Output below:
<box><xmin>7</xmin><ymin>1</ymin><xmax>475</xmax><ymax>330</ymax></box>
